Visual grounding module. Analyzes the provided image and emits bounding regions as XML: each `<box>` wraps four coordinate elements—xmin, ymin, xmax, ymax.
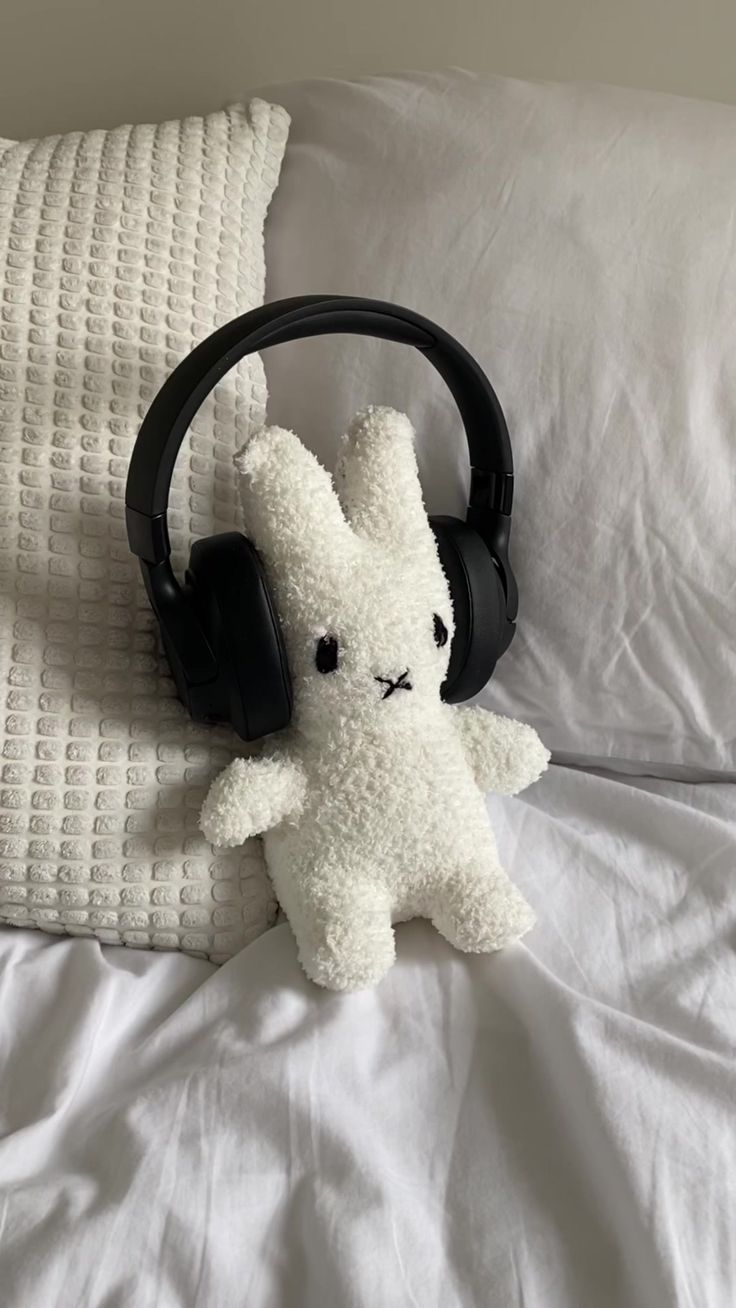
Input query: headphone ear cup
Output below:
<box><xmin>430</xmin><ymin>516</ymin><xmax>508</xmax><ymax>703</ymax></box>
<box><xmin>185</xmin><ymin>533</ymin><xmax>292</xmax><ymax>741</ymax></box>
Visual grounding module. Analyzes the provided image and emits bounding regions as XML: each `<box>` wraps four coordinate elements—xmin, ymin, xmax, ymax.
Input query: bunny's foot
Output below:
<box><xmin>278</xmin><ymin>876</ymin><xmax>395</xmax><ymax>991</ymax></box>
<box><xmin>428</xmin><ymin>863</ymin><xmax>535</xmax><ymax>954</ymax></box>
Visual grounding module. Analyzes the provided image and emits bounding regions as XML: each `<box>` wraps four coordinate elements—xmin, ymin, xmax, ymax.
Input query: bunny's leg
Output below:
<box><xmin>274</xmin><ymin>867</ymin><xmax>395</xmax><ymax>991</ymax></box>
<box><xmin>427</xmin><ymin>858</ymin><xmax>535</xmax><ymax>955</ymax></box>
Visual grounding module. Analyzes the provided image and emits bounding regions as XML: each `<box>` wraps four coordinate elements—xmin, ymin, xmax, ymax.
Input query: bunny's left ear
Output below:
<box><xmin>235</xmin><ymin>424</ymin><xmax>353</xmax><ymax>577</ymax></box>
<box><xmin>335</xmin><ymin>406</ymin><xmax>434</xmax><ymax>557</ymax></box>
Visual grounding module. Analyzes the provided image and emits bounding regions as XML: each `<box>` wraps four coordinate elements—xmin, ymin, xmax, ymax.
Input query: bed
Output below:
<box><xmin>1</xmin><ymin>765</ymin><xmax>734</xmax><ymax>1305</ymax></box>
<box><xmin>1</xmin><ymin>70</ymin><xmax>734</xmax><ymax>1307</ymax></box>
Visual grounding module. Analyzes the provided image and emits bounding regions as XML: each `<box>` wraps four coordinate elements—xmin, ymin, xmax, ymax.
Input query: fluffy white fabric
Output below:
<box><xmin>201</xmin><ymin>407</ymin><xmax>548</xmax><ymax>989</ymax></box>
<box><xmin>0</xmin><ymin>101</ymin><xmax>290</xmax><ymax>959</ymax></box>
<box><xmin>261</xmin><ymin>69</ymin><xmax>736</xmax><ymax>776</ymax></box>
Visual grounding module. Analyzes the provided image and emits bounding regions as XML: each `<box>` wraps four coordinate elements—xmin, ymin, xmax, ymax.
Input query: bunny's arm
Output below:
<box><xmin>200</xmin><ymin>755</ymin><xmax>306</xmax><ymax>848</ymax></box>
<box><xmin>453</xmin><ymin>707</ymin><xmax>550</xmax><ymax>796</ymax></box>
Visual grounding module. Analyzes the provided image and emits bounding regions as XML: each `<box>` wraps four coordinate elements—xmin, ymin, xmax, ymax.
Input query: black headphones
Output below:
<box><xmin>125</xmin><ymin>295</ymin><xmax>518</xmax><ymax>741</ymax></box>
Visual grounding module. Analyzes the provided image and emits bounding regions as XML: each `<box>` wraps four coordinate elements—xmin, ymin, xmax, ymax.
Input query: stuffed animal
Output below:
<box><xmin>200</xmin><ymin>407</ymin><xmax>549</xmax><ymax>989</ymax></box>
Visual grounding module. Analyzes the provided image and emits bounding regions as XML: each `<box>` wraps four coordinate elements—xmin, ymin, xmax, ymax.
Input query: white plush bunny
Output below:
<box><xmin>200</xmin><ymin>407</ymin><xmax>549</xmax><ymax>990</ymax></box>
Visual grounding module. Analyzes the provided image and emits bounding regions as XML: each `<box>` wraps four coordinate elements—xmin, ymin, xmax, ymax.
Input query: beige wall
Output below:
<box><xmin>2</xmin><ymin>0</ymin><xmax>736</xmax><ymax>139</ymax></box>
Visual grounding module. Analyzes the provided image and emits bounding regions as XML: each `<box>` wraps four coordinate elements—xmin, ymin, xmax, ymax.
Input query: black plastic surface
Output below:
<box><xmin>430</xmin><ymin>516</ymin><xmax>507</xmax><ymax>702</ymax></box>
<box><xmin>142</xmin><ymin>558</ymin><xmax>219</xmax><ymax>689</ymax></box>
<box><xmin>187</xmin><ymin>534</ymin><xmax>292</xmax><ymax>739</ymax></box>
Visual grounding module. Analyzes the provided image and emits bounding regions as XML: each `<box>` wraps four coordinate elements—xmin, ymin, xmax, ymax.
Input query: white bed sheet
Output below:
<box><xmin>0</xmin><ymin>764</ymin><xmax>734</xmax><ymax>1308</ymax></box>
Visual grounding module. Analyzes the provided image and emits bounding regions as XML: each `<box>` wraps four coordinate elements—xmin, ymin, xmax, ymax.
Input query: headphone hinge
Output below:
<box><xmin>126</xmin><ymin>508</ymin><xmax>170</xmax><ymax>565</ymax></box>
<box><xmin>142</xmin><ymin>559</ymin><xmax>219</xmax><ymax>685</ymax></box>
<box><xmin>469</xmin><ymin>467</ymin><xmax>514</xmax><ymax>516</ymax></box>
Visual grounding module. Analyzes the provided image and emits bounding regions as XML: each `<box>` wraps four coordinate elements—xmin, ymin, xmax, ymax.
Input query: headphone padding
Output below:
<box><xmin>430</xmin><ymin>516</ymin><xmax>506</xmax><ymax>703</ymax></box>
<box><xmin>186</xmin><ymin>533</ymin><xmax>292</xmax><ymax>740</ymax></box>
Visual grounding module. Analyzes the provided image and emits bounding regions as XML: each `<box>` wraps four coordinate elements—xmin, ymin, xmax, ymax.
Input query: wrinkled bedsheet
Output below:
<box><xmin>1</xmin><ymin>763</ymin><xmax>734</xmax><ymax>1307</ymax></box>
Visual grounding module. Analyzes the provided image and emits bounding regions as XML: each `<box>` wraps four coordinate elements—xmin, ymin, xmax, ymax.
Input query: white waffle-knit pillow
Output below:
<box><xmin>0</xmin><ymin>100</ymin><xmax>289</xmax><ymax>961</ymax></box>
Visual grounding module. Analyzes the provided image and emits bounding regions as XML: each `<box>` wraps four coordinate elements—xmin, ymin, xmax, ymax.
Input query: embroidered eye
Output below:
<box><xmin>433</xmin><ymin>614</ymin><xmax>448</xmax><ymax>648</ymax></box>
<box><xmin>315</xmin><ymin>634</ymin><xmax>339</xmax><ymax>673</ymax></box>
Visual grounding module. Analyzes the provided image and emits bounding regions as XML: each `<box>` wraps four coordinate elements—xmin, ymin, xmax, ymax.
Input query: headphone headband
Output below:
<box><xmin>125</xmin><ymin>295</ymin><xmax>514</xmax><ymax>566</ymax></box>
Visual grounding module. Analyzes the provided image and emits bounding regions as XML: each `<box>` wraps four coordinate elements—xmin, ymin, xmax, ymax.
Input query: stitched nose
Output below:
<box><xmin>375</xmin><ymin>670</ymin><xmax>412</xmax><ymax>700</ymax></box>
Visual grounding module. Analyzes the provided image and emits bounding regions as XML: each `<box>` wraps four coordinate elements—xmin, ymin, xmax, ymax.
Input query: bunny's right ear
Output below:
<box><xmin>335</xmin><ymin>406</ymin><xmax>435</xmax><ymax>562</ymax></box>
<box><xmin>234</xmin><ymin>426</ymin><xmax>353</xmax><ymax>578</ymax></box>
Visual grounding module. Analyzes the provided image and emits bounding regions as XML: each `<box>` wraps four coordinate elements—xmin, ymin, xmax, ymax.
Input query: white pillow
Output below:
<box><xmin>0</xmin><ymin>100</ymin><xmax>290</xmax><ymax>958</ymax></box>
<box><xmin>260</xmin><ymin>71</ymin><xmax>736</xmax><ymax>777</ymax></box>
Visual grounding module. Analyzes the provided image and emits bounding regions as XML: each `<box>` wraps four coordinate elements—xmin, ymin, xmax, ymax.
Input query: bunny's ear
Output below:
<box><xmin>235</xmin><ymin>426</ymin><xmax>352</xmax><ymax>572</ymax></box>
<box><xmin>335</xmin><ymin>406</ymin><xmax>433</xmax><ymax>554</ymax></box>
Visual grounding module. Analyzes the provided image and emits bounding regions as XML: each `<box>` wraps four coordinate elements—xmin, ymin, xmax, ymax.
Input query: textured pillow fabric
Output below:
<box><xmin>260</xmin><ymin>70</ymin><xmax>736</xmax><ymax>777</ymax></box>
<box><xmin>0</xmin><ymin>100</ymin><xmax>289</xmax><ymax>959</ymax></box>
